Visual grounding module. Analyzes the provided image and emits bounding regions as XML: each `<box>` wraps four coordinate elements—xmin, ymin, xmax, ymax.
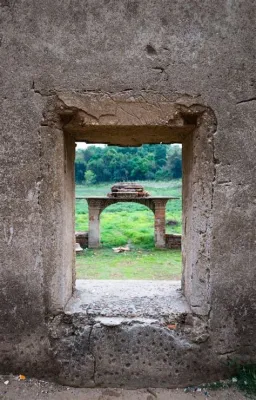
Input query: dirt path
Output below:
<box><xmin>0</xmin><ymin>375</ymin><xmax>247</xmax><ymax>400</ymax></box>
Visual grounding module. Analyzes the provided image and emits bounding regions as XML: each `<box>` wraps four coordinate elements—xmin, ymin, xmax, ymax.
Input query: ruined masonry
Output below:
<box><xmin>0</xmin><ymin>0</ymin><xmax>255</xmax><ymax>389</ymax></box>
<box><xmin>77</xmin><ymin>182</ymin><xmax>178</xmax><ymax>248</ymax></box>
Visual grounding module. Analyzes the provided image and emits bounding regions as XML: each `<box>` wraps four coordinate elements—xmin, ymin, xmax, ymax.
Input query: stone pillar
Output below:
<box><xmin>154</xmin><ymin>200</ymin><xmax>167</xmax><ymax>248</ymax></box>
<box><xmin>87</xmin><ymin>200</ymin><xmax>102</xmax><ymax>248</ymax></box>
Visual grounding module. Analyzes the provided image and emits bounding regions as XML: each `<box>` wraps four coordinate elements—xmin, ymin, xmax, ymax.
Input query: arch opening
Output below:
<box><xmin>99</xmin><ymin>201</ymin><xmax>155</xmax><ymax>249</ymax></box>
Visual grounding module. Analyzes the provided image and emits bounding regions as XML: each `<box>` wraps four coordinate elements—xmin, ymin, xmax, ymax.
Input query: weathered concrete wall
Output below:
<box><xmin>0</xmin><ymin>0</ymin><xmax>255</xmax><ymax>386</ymax></box>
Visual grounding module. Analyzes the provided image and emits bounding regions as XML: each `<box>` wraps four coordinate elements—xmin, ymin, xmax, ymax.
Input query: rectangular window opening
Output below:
<box><xmin>47</xmin><ymin>95</ymin><xmax>214</xmax><ymax>316</ymax></box>
<box><xmin>68</xmin><ymin>141</ymin><xmax>187</xmax><ymax>318</ymax></box>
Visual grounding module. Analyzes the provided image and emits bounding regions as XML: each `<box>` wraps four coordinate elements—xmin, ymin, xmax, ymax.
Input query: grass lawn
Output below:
<box><xmin>75</xmin><ymin>180</ymin><xmax>182</xmax><ymax>280</ymax></box>
<box><xmin>76</xmin><ymin>248</ymin><xmax>182</xmax><ymax>280</ymax></box>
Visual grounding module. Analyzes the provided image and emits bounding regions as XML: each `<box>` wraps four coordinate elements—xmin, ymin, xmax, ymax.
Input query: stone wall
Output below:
<box><xmin>76</xmin><ymin>231</ymin><xmax>181</xmax><ymax>250</ymax></box>
<box><xmin>75</xmin><ymin>232</ymin><xmax>88</xmax><ymax>249</ymax></box>
<box><xmin>0</xmin><ymin>0</ymin><xmax>255</xmax><ymax>388</ymax></box>
<box><xmin>165</xmin><ymin>234</ymin><xmax>181</xmax><ymax>249</ymax></box>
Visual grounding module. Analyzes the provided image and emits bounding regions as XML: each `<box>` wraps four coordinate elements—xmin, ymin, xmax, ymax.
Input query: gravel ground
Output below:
<box><xmin>0</xmin><ymin>375</ymin><xmax>247</xmax><ymax>400</ymax></box>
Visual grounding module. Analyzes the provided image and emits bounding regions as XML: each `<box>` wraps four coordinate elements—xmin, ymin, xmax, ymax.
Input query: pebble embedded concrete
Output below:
<box><xmin>49</xmin><ymin>280</ymin><xmax>212</xmax><ymax>388</ymax></box>
<box><xmin>65</xmin><ymin>280</ymin><xmax>189</xmax><ymax>320</ymax></box>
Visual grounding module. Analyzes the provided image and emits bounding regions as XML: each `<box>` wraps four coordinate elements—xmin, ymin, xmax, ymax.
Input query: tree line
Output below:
<box><xmin>75</xmin><ymin>144</ymin><xmax>182</xmax><ymax>184</ymax></box>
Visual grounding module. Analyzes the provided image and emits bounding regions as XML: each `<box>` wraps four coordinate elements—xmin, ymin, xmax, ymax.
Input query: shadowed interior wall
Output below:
<box><xmin>182</xmin><ymin>110</ymin><xmax>216</xmax><ymax>315</ymax></box>
<box><xmin>40</xmin><ymin>125</ymin><xmax>75</xmax><ymax>314</ymax></box>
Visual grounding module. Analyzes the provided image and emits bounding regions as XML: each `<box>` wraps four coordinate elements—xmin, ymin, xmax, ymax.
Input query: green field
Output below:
<box><xmin>76</xmin><ymin>248</ymin><xmax>182</xmax><ymax>280</ymax></box>
<box><xmin>75</xmin><ymin>180</ymin><xmax>182</xmax><ymax>279</ymax></box>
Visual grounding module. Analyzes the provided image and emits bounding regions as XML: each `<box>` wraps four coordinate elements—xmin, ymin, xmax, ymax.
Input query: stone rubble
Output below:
<box><xmin>108</xmin><ymin>183</ymin><xmax>150</xmax><ymax>198</ymax></box>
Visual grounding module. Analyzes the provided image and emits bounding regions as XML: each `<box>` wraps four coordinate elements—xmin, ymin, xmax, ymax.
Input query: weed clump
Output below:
<box><xmin>235</xmin><ymin>364</ymin><xmax>256</xmax><ymax>397</ymax></box>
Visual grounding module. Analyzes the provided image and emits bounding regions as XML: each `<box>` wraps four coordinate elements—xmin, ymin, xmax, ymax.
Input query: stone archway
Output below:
<box><xmin>77</xmin><ymin>196</ymin><xmax>177</xmax><ymax>248</ymax></box>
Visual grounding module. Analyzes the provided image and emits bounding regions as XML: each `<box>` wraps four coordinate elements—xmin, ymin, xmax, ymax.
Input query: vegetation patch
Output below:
<box><xmin>76</xmin><ymin>248</ymin><xmax>182</xmax><ymax>280</ymax></box>
<box><xmin>235</xmin><ymin>364</ymin><xmax>256</xmax><ymax>397</ymax></box>
<box><xmin>75</xmin><ymin>180</ymin><xmax>182</xmax><ymax>280</ymax></box>
<box><xmin>75</xmin><ymin>144</ymin><xmax>182</xmax><ymax>184</ymax></box>
<box><xmin>195</xmin><ymin>364</ymin><xmax>256</xmax><ymax>398</ymax></box>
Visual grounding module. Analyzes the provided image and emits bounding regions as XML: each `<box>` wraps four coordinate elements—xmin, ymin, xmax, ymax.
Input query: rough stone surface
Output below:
<box><xmin>0</xmin><ymin>375</ymin><xmax>248</xmax><ymax>400</ymax></box>
<box><xmin>66</xmin><ymin>280</ymin><xmax>189</xmax><ymax>319</ymax></box>
<box><xmin>57</xmin><ymin>92</ymin><xmax>196</xmax><ymax>146</ymax></box>
<box><xmin>50</xmin><ymin>280</ymin><xmax>213</xmax><ymax>387</ymax></box>
<box><xmin>0</xmin><ymin>0</ymin><xmax>255</xmax><ymax>388</ymax></box>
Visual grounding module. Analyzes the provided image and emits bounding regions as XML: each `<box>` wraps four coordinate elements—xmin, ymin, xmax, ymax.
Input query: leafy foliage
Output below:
<box><xmin>84</xmin><ymin>170</ymin><xmax>96</xmax><ymax>185</ymax></box>
<box><xmin>75</xmin><ymin>144</ymin><xmax>182</xmax><ymax>184</ymax></box>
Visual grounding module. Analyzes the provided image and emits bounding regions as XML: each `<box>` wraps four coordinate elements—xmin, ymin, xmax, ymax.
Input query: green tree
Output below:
<box><xmin>84</xmin><ymin>170</ymin><xmax>96</xmax><ymax>185</ymax></box>
<box><xmin>166</xmin><ymin>145</ymin><xmax>182</xmax><ymax>179</ymax></box>
<box><xmin>75</xmin><ymin>161</ymin><xmax>86</xmax><ymax>183</ymax></box>
<box><xmin>154</xmin><ymin>145</ymin><xmax>167</xmax><ymax>167</ymax></box>
<box><xmin>75</xmin><ymin>143</ymin><xmax>182</xmax><ymax>184</ymax></box>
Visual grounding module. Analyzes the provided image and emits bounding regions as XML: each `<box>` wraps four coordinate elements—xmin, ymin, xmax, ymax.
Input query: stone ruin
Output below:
<box><xmin>108</xmin><ymin>182</ymin><xmax>149</xmax><ymax>198</ymax></box>
<box><xmin>80</xmin><ymin>186</ymin><xmax>176</xmax><ymax>248</ymax></box>
<box><xmin>76</xmin><ymin>183</ymin><xmax>181</xmax><ymax>250</ymax></box>
<box><xmin>0</xmin><ymin>0</ymin><xmax>255</xmax><ymax>390</ymax></box>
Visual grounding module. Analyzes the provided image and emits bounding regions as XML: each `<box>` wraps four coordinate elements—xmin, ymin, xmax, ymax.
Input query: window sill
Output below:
<box><xmin>65</xmin><ymin>280</ymin><xmax>190</xmax><ymax>324</ymax></box>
